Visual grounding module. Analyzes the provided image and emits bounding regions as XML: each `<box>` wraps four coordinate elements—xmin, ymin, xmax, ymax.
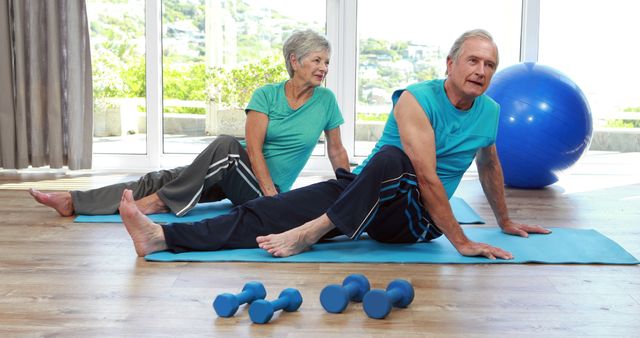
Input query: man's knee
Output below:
<box><xmin>378</xmin><ymin>145</ymin><xmax>406</xmax><ymax>157</ymax></box>
<box><xmin>357</xmin><ymin>145</ymin><xmax>415</xmax><ymax>178</ymax></box>
<box><xmin>371</xmin><ymin>145</ymin><xmax>412</xmax><ymax>168</ymax></box>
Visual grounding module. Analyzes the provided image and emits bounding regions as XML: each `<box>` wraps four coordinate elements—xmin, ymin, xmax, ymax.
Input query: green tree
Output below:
<box><xmin>121</xmin><ymin>56</ymin><xmax>146</xmax><ymax>98</ymax></box>
<box><xmin>163</xmin><ymin>0</ymin><xmax>205</xmax><ymax>32</ymax></box>
<box><xmin>89</xmin><ymin>2</ymin><xmax>145</xmax><ymax>99</ymax></box>
<box><xmin>607</xmin><ymin>106</ymin><xmax>640</xmax><ymax>128</ymax></box>
<box><xmin>163</xmin><ymin>62</ymin><xmax>209</xmax><ymax>114</ymax></box>
<box><xmin>606</xmin><ymin>120</ymin><xmax>639</xmax><ymax>128</ymax></box>
<box><xmin>208</xmin><ymin>56</ymin><xmax>288</xmax><ymax>109</ymax></box>
<box><xmin>414</xmin><ymin>64</ymin><xmax>438</xmax><ymax>82</ymax></box>
<box><xmin>360</xmin><ymin>38</ymin><xmax>398</xmax><ymax>61</ymax></box>
<box><xmin>90</xmin><ymin>0</ymin><xmax>320</xmax><ymax>113</ymax></box>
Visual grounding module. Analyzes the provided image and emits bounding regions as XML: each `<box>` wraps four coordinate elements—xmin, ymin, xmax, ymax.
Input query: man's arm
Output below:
<box><xmin>476</xmin><ymin>145</ymin><xmax>551</xmax><ymax>237</ymax></box>
<box><xmin>325</xmin><ymin>127</ymin><xmax>350</xmax><ymax>172</ymax></box>
<box><xmin>245</xmin><ymin>111</ymin><xmax>278</xmax><ymax>196</ymax></box>
<box><xmin>395</xmin><ymin>91</ymin><xmax>512</xmax><ymax>259</ymax></box>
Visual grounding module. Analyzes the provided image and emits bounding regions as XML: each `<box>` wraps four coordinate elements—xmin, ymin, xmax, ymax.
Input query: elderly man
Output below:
<box><xmin>119</xmin><ymin>29</ymin><xmax>550</xmax><ymax>259</ymax></box>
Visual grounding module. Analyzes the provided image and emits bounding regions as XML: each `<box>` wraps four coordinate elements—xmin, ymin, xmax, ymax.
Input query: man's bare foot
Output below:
<box><xmin>119</xmin><ymin>189</ymin><xmax>168</xmax><ymax>257</ymax></box>
<box><xmin>256</xmin><ymin>214</ymin><xmax>335</xmax><ymax>257</ymax></box>
<box><xmin>256</xmin><ymin>228</ymin><xmax>313</xmax><ymax>258</ymax></box>
<box><xmin>135</xmin><ymin>193</ymin><xmax>169</xmax><ymax>215</ymax></box>
<box><xmin>28</xmin><ymin>188</ymin><xmax>74</xmax><ymax>217</ymax></box>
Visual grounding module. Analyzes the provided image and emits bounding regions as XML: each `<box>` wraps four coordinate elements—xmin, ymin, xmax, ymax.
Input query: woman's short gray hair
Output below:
<box><xmin>447</xmin><ymin>29</ymin><xmax>499</xmax><ymax>69</ymax></box>
<box><xmin>283</xmin><ymin>29</ymin><xmax>331</xmax><ymax>78</ymax></box>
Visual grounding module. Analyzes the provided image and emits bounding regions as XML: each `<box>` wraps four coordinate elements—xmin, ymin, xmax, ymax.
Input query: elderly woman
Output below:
<box><xmin>30</xmin><ymin>29</ymin><xmax>349</xmax><ymax>217</ymax></box>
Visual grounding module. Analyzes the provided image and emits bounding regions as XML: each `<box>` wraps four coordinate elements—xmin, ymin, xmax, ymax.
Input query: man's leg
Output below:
<box><xmin>156</xmin><ymin>135</ymin><xmax>262</xmax><ymax>216</ymax></box>
<box><xmin>363</xmin><ymin>189</ymin><xmax>442</xmax><ymax>244</ymax></box>
<box><xmin>254</xmin><ymin>146</ymin><xmax>444</xmax><ymax>256</ymax></box>
<box><xmin>119</xmin><ymin>190</ymin><xmax>168</xmax><ymax>256</ymax></box>
<box><xmin>121</xmin><ymin>178</ymin><xmax>348</xmax><ymax>255</ymax></box>
<box><xmin>255</xmin><ymin>145</ymin><xmax>437</xmax><ymax>256</ymax></box>
<box><xmin>256</xmin><ymin>213</ymin><xmax>336</xmax><ymax>257</ymax></box>
<box><xmin>320</xmin><ymin>145</ymin><xmax>415</xmax><ymax>238</ymax></box>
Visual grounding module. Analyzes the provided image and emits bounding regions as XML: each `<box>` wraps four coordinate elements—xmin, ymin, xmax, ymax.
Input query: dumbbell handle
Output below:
<box><xmin>235</xmin><ymin>289</ymin><xmax>259</xmax><ymax>304</ymax></box>
<box><xmin>269</xmin><ymin>296</ymin><xmax>290</xmax><ymax>311</ymax></box>
<box><xmin>343</xmin><ymin>281</ymin><xmax>360</xmax><ymax>298</ymax></box>
<box><xmin>386</xmin><ymin>288</ymin><xmax>403</xmax><ymax>305</ymax></box>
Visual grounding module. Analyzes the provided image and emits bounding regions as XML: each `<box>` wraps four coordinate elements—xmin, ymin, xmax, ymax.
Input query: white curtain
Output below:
<box><xmin>0</xmin><ymin>0</ymin><xmax>92</xmax><ymax>170</ymax></box>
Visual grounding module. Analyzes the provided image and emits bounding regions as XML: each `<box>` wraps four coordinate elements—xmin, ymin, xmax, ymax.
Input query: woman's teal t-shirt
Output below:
<box><xmin>244</xmin><ymin>81</ymin><xmax>344</xmax><ymax>192</ymax></box>
<box><xmin>354</xmin><ymin>79</ymin><xmax>500</xmax><ymax>198</ymax></box>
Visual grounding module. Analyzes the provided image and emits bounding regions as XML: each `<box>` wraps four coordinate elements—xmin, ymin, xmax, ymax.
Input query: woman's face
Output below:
<box><xmin>292</xmin><ymin>50</ymin><xmax>330</xmax><ymax>87</ymax></box>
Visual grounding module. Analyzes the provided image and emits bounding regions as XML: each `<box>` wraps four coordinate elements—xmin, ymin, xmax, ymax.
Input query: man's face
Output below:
<box><xmin>446</xmin><ymin>37</ymin><xmax>498</xmax><ymax>99</ymax></box>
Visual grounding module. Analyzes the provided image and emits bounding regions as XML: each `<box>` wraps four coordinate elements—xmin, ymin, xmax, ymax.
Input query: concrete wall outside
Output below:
<box><xmin>94</xmin><ymin>101</ymin><xmax>640</xmax><ymax>152</ymax></box>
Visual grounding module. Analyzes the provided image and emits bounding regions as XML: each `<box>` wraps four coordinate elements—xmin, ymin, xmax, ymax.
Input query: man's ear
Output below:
<box><xmin>445</xmin><ymin>56</ymin><xmax>453</xmax><ymax>76</ymax></box>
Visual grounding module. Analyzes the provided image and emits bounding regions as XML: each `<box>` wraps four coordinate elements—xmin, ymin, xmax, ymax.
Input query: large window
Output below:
<box><xmin>88</xmin><ymin>0</ymin><xmax>146</xmax><ymax>154</ymax></box>
<box><xmin>355</xmin><ymin>0</ymin><xmax>522</xmax><ymax>156</ymax></box>
<box><xmin>87</xmin><ymin>0</ymin><xmax>639</xmax><ymax>170</ymax></box>
<box><xmin>538</xmin><ymin>0</ymin><xmax>640</xmax><ymax>129</ymax></box>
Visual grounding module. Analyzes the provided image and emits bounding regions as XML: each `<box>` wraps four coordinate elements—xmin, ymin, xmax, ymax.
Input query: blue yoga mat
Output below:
<box><xmin>145</xmin><ymin>228</ymin><xmax>639</xmax><ymax>265</ymax></box>
<box><xmin>449</xmin><ymin>197</ymin><xmax>484</xmax><ymax>224</ymax></box>
<box><xmin>74</xmin><ymin>196</ymin><xmax>485</xmax><ymax>225</ymax></box>
<box><xmin>74</xmin><ymin>199</ymin><xmax>235</xmax><ymax>224</ymax></box>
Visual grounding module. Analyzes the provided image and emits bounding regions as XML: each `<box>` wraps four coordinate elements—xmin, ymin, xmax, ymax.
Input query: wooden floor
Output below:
<box><xmin>1</xmin><ymin>151</ymin><xmax>639</xmax><ymax>337</ymax></box>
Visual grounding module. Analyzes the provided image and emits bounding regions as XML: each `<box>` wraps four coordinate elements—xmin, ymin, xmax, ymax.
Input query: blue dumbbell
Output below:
<box><xmin>213</xmin><ymin>281</ymin><xmax>267</xmax><ymax>317</ymax></box>
<box><xmin>320</xmin><ymin>274</ymin><xmax>370</xmax><ymax>313</ymax></box>
<box><xmin>363</xmin><ymin>279</ymin><xmax>414</xmax><ymax>319</ymax></box>
<box><xmin>249</xmin><ymin>288</ymin><xmax>303</xmax><ymax>324</ymax></box>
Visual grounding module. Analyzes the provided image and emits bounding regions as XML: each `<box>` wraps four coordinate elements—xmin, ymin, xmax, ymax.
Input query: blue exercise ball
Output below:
<box><xmin>486</xmin><ymin>62</ymin><xmax>593</xmax><ymax>188</ymax></box>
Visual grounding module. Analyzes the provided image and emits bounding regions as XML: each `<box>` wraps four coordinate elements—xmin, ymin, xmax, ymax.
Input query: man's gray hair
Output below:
<box><xmin>447</xmin><ymin>29</ymin><xmax>499</xmax><ymax>71</ymax></box>
<box><xmin>283</xmin><ymin>29</ymin><xmax>331</xmax><ymax>78</ymax></box>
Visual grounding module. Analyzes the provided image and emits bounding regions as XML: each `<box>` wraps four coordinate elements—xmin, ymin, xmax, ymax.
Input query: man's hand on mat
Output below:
<box><xmin>500</xmin><ymin>220</ymin><xmax>551</xmax><ymax>238</ymax></box>
<box><xmin>456</xmin><ymin>241</ymin><xmax>513</xmax><ymax>260</ymax></box>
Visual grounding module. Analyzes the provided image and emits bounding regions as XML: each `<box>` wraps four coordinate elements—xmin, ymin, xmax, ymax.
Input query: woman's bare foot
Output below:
<box><xmin>256</xmin><ymin>214</ymin><xmax>335</xmax><ymax>257</ymax></box>
<box><xmin>28</xmin><ymin>188</ymin><xmax>74</xmax><ymax>216</ymax></box>
<box><xmin>135</xmin><ymin>193</ymin><xmax>169</xmax><ymax>215</ymax></box>
<box><xmin>119</xmin><ymin>189</ymin><xmax>168</xmax><ymax>256</ymax></box>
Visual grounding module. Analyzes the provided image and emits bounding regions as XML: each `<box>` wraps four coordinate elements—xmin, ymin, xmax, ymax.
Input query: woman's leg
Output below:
<box><xmin>156</xmin><ymin>136</ymin><xmax>262</xmax><ymax>216</ymax></box>
<box><xmin>50</xmin><ymin>167</ymin><xmax>183</xmax><ymax>215</ymax></box>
